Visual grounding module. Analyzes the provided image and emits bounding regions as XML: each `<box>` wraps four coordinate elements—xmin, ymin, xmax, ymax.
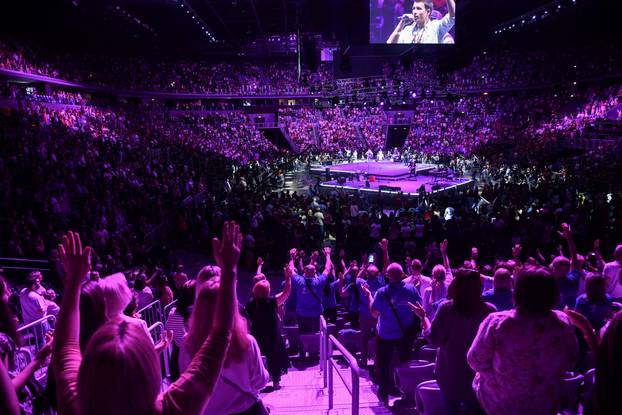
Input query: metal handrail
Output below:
<box><xmin>138</xmin><ymin>299</ymin><xmax>161</xmax><ymax>315</ymax></box>
<box><xmin>0</xmin><ymin>257</ymin><xmax>50</xmax><ymax>263</ymax></box>
<box><xmin>320</xmin><ymin>315</ymin><xmax>361</xmax><ymax>415</ymax></box>
<box><xmin>18</xmin><ymin>314</ymin><xmax>56</xmax><ymax>332</ymax></box>
<box><xmin>163</xmin><ymin>299</ymin><xmax>178</xmax><ymax>322</ymax></box>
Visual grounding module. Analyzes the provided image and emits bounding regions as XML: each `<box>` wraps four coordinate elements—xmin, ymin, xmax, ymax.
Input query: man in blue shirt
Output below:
<box><xmin>343</xmin><ymin>263</ymin><xmax>385</xmax><ymax>367</ymax></box>
<box><xmin>364</xmin><ymin>262</ymin><xmax>422</xmax><ymax>401</ymax></box>
<box><xmin>291</xmin><ymin>247</ymin><xmax>332</xmax><ymax>333</ymax></box>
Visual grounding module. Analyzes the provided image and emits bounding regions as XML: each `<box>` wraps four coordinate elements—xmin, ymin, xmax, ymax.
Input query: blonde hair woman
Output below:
<box><xmin>52</xmin><ymin>223</ymin><xmax>241</xmax><ymax>415</ymax></box>
<box><xmin>180</xmin><ymin>262</ymin><xmax>270</xmax><ymax>414</ymax></box>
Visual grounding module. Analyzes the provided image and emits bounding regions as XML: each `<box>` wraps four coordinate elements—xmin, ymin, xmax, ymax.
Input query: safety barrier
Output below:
<box><xmin>149</xmin><ymin>321</ymin><xmax>171</xmax><ymax>388</ymax></box>
<box><xmin>138</xmin><ymin>300</ymin><xmax>163</xmax><ymax>328</ymax></box>
<box><xmin>320</xmin><ymin>315</ymin><xmax>360</xmax><ymax>415</ymax></box>
<box><xmin>17</xmin><ymin>315</ymin><xmax>55</xmax><ymax>355</ymax></box>
<box><xmin>163</xmin><ymin>299</ymin><xmax>178</xmax><ymax>322</ymax></box>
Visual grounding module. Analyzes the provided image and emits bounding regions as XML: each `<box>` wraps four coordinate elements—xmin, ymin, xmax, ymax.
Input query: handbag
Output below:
<box><xmin>220</xmin><ymin>375</ymin><xmax>270</xmax><ymax>415</ymax></box>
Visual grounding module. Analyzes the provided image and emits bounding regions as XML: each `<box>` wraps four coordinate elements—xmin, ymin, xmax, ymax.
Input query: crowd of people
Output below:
<box><xmin>1</xmin><ymin>35</ymin><xmax>622</xmax><ymax>415</ymax></box>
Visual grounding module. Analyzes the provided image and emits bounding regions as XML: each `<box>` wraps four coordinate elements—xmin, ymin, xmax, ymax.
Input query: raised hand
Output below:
<box><xmin>563</xmin><ymin>306</ymin><xmax>593</xmax><ymax>336</ymax></box>
<box><xmin>154</xmin><ymin>330</ymin><xmax>174</xmax><ymax>354</ymax></box>
<box><xmin>339</xmin><ymin>248</ymin><xmax>346</xmax><ymax>259</ymax></box>
<box><xmin>310</xmin><ymin>250</ymin><xmax>319</xmax><ymax>261</ymax></box>
<box><xmin>289</xmin><ymin>248</ymin><xmax>298</xmax><ymax>260</ymax></box>
<box><xmin>471</xmin><ymin>247</ymin><xmax>479</xmax><ymax>260</ymax></box>
<box><xmin>512</xmin><ymin>244</ymin><xmax>522</xmax><ymax>259</ymax></box>
<box><xmin>323</xmin><ymin>246</ymin><xmax>332</xmax><ymax>257</ymax></box>
<box><xmin>558</xmin><ymin>223</ymin><xmax>572</xmax><ymax>239</ymax></box>
<box><xmin>58</xmin><ymin>231</ymin><xmax>91</xmax><ymax>290</ymax></box>
<box><xmin>283</xmin><ymin>265</ymin><xmax>293</xmax><ymax>279</ymax></box>
<box><xmin>380</xmin><ymin>238</ymin><xmax>389</xmax><ymax>252</ymax></box>
<box><xmin>257</xmin><ymin>257</ymin><xmax>264</xmax><ymax>267</ymax></box>
<box><xmin>440</xmin><ymin>239</ymin><xmax>448</xmax><ymax>254</ymax></box>
<box><xmin>408</xmin><ymin>301</ymin><xmax>426</xmax><ymax>319</ymax></box>
<box><xmin>360</xmin><ymin>282</ymin><xmax>371</xmax><ymax>297</ymax></box>
<box><xmin>36</xmin><ymin>331</ymin><xmax>54</xmax><ymax>362</ymax></box>
<box><xmin>212</xmin><ymin>221</ymin><xmax>243</xmax><ymax>272</ymax></box>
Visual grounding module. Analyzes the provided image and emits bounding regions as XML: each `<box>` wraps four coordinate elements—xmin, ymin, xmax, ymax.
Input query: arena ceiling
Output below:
<box><xmin>3</xmin><ymin>0</ymin><xmax>613</xmax><ymax>55</ymax></box>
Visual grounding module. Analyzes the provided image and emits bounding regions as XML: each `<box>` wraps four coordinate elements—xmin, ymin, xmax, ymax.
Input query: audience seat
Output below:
<box><xmin>283</xmin><ymin>325</ymin><xmax>300</xmax><ymax>351</ymax></box>
<box><xmin>337</xmin><ymin>329</ymin><xmax>360</xmax><ymax>354</ymax></box>
<box><xmin>395</xmin><ymin>362</ymin><xmax>435</xmax><ymax>399</ymax></box>
<box><xmin>300</xmin><ymin>333</ymin><xmax>320</xmax><ymax>355</ymax></box>
<box><xmin>417</xmin><ymin>346</ymin><xmax>438</xmax><ymax>363</ymax></box>
<box><xmin>415</xmin><ymin>380</ymin><xmax>446</xmax><ymax>415</ymax></box>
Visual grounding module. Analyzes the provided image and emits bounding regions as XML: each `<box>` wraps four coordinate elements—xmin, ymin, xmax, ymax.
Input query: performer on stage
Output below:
<box><xmin>377</xmin><ymin>150</ymin><xmax>384</xmax><ymax>161</ymax></box>
<box><xmin>353</xmin><ymin>149</ymin><xmax>358</xmax><ymax>160</ymax></box>
<box><xmin>386</xmin><ymin>0</ymin><xmax>455</xmax><ymax>44</ymax></box>
<box><xmin>366</xmin><ymin>149</ymin><xmax>374</xmax><ymax>162</ymax></box>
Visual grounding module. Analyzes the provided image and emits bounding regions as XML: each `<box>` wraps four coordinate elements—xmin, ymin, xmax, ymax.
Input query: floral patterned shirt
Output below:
<box><xmin>467</xmin><ymin>310</ymin><xmax>578</xmax><ymax>415</ymax></box>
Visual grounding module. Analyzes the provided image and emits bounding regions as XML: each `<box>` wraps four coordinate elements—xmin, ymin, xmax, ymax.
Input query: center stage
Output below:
<box><xmin>313</xmin><ymin>161</ymin><xmax>473</xmax><ymax>198</ymax></box>
<box><xmin>310</xmin><ymin>160</ymin><xmax>436</xmax><ymax>181</ymax></box>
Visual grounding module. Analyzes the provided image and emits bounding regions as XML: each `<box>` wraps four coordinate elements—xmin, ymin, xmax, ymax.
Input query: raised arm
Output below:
<box><xmin>53</xmin><ymin>231</ymin><xmax>92</xmax><ymax>415</ymax></box>
<box><xmin>387</xmin><ymin>14</ymin><xmax>410</xmax><ymax>44</ymax></box>
<box><xmin>0</xmin><ymin>360</ymin><xmax>19</xmax><ymax>415</ymax></box>
<box><xmin>593</xmin><ymin>239</ymin><xmax>605</xmax><ymax>271</ymax></box>
<box><xmin>440</xmin><ymin>239</ymin><xmax>450</xmax><ymax>270</ymax></box>
<box><xmin>380</xmin><ymin>238</ymin><xmax>390</xmax><ymax>274</ymax></box>
<box><xmin>276</xmin><ymin>266</ymin><xmax>293</xmax><ymax>307</ymax></box>
<box><xmin>322</xmin><ymin>247</ymin><xmax>333</xmax><ymax>276</ymax></box>
<box><xmin>362</xmin><ymin>283</ymin><xmax>380</xmax><ymax>318</ymax></box>
<box><xmin>288</xmin><ymin>248</ymin><xmax>298</xmax><ymax>273</ymax></box>
<box><xmin>162</xmin><ymin>221</ymin><xmax>239</xmax><ymax>414</ymax></box>
<box><xmin>447</xmin><ymin>0</ymin><xmax>456</xmax><ymax>18</ymax></box>
<box><xmin>558</xmin><ymin>223</ymin><xmax>580</xmax><ymax>271</ymax></box>
<box><xmin>256</xmin><ymin>257</ymin><xmax>263</xmax><ymax>276</ymax></box>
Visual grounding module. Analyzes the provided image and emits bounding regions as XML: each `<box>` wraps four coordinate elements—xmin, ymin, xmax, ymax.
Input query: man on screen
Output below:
<box><xmin>386</xmin><ymin>0</ymin><xmax>455</xmax><ymax>44</ymax></box>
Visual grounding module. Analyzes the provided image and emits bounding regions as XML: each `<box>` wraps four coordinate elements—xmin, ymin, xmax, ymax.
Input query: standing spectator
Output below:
<box><xmin>182</xmin><ymin>268</ymin><xmax>269</xmax><ymax>413</ymax></box>
<box><xmin>291</xmin><ymin>248</ymin><xmax>331</xmax><ymax>334</ymax></box>
<box><xmin>574</xmin><ymin>273</ymin><xmax>614</xmax><ymax>331</ymax></box>
<box><xmin>481</xmin><ymin>267</ymin><xmax>514</xmax><ymax>311</ymax></box>
<box><xmin>246</xmin><ymin>266</ymin><xmax>292</xmax><ymax>390</ymax></box>
<box><xmin>412</xmin><ymin>269</ymin><xmax>496</xmax><ymax>414</ymax></box>
<box><xmin>365</xmin><ymin>262</ymin><xmax>421</xmax><ymax>401</ymax></box>
<box><xmin>602</xmin><ymin>244</ymin><xmax>622</xmax><ymax>298</ymax></box>
<box><xmin>165</xmin><ymin>280</ymin><xmax>196</xmax><ymax>381</ymax></box>
<box><xmin>52</xmin><ymin>228</ymin><xmax>237</xmax><ymax>415</ymax></box>
<box><xmin>468</xmin><ymin>267</ymin><xmax>578</xmax><ymax>415</ymax></box>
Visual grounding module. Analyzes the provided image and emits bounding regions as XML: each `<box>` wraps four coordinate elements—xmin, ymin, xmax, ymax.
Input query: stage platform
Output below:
<box><xmin>310</xmin><ymin>161</ymin><xmax>435</xmax><ymax>182</ymax></box>
<box><xmin>319</xmin><ymin>175</ymin><xmax>472</xmax><ymax>198</ymax></box>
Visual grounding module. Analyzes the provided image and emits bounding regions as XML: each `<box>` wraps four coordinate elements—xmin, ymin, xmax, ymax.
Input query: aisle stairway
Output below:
<box><xmin>261</xmin><ymin>363</ymin><xmax>395</xmax><ymax>414</ymax></box>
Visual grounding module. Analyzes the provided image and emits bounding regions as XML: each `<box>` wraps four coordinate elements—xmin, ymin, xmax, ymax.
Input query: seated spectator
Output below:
<box><xmin>468</xmin><ymin>266</ymin><xmax>578</xmax><ymax>415</ymax></box>
<box><xmin>1</xmin><ymin>275</ymin><xmax>53</xmax><ymax>415</ymax></box>
<box><xmin>132</xmin><ymin>273</ymin><xmax>154</xmax><ymax>311</ymax></box>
